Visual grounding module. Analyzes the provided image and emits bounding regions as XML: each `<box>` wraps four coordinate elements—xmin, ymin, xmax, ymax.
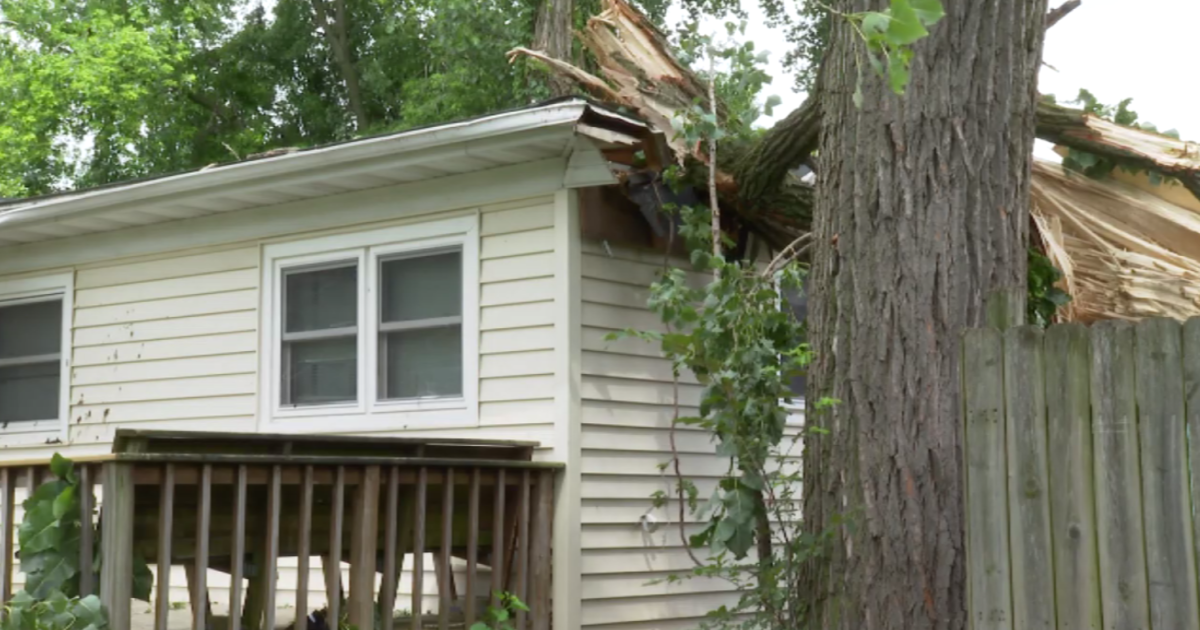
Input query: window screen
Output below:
<box><xmin>0</xmin><ymin>299</ymin><xmax>63</xmax><ymax>423</ymax></box>
<box><xmin>378</xmin><ymin>250</ymin><xmax>463</xmax><ymax>399</ymax></box>
<box><xmin>282</xmin><ymin>263</ymin><xmax>358</xmax><ymax>405</ymax></box>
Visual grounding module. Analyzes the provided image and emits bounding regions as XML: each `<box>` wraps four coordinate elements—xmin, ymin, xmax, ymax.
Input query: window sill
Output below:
<box><xmin>265</xmin><ymin>400</ymin><xmax>476</xmax><ymax>434</ymax></box>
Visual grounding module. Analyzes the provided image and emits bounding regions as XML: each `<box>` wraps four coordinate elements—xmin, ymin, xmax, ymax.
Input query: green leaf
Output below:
<box><xmin>861</xmin><ymin>12</ymin><xmax>889</xmax><ymax>36</ymax></box>
<box><xmin>52</xmin><ymin>485</ymin><xmax>76</xmax><ymax>521</ymax></box>
<box><xmin>909</xmin><ymin>0</ymin><xmax>945</xmax><ymax>24</ymax></box>
<box><xmin>887</xmin><ymin>52</ymin><xmax>911</xmax><ymax>94</ymax></box>
<box><xmin>885</xmin><ymin>0</ymin><xmax>929</xmax><ymax>46</ymax></box>
<box><xmin>49</xmin><ymin>453</ymin><xmax>73</xmax><ymax>481</ymax></box>
<box><xmin>853</xmin><ymin>81</ymin><xmax>864</xmax><ymax>109</ymax></box>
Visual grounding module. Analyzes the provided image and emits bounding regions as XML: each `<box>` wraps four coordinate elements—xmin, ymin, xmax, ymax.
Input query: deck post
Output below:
<box><xmin>349</xmin><ymin>465</ymin><xmax>381</xmax><ymax>628</ymax></box>
<box><xmin>99</xmin><ymin>462</ymin><xmax>134</xmax><ymax>630</ymax></box>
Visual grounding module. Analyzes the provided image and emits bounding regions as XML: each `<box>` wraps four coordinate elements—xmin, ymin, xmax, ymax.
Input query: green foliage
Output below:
<box><xmin>15</xmin><ymin>454</ymin><xmax>151</xmax><ymax>604</ymax></box>
<box><xmin>1055</xmin><ymin>89</ymin><xmax>1182</xmax><ymax>183</ymax></box>
<box><xmin>18</xmin><ymin>455</ymin><xmax>86</xmax><ymax>599</ymax></box>
<box><xmin>1027</xmin><ymin>248</ymin><xmax>1070</xmax><ymax>327</ymax></box>
<box><xmin>843</xmin><ymin>0</ymin><xmax>945</xmax><ymax>105</ymax></box>
<box><xmin>3</xmin><ymin>455</ymin><xmax>115</xmax><ymax>630</ymax></box>
<box><xmin>469</xmin><ymin>592</ymin><xmax>528</xmax><ymax>630</ymax></box>
<box><xmin>1</xmin><ymin>591</ymin><xmax>108</xmax><ymax>630</ymax></box>
<box><xmin>0</xmin><ymin>0</ymin><xmax>553</xmax><ymax>197</ymax></box>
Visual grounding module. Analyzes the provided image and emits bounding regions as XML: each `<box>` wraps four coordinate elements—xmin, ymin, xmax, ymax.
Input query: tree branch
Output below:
<box><xmin>1046</xmin><ymin>0</ymin><xmax>1082</xmax><ymax>29</ymax></box>
<box><xmin>311</xmin><ymin>0</ymin><xmax>369</xmax><ymax>132</ymax></box>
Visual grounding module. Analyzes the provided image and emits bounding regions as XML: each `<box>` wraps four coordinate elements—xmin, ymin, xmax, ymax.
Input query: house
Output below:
<box><xmin>0</xmin><ymin>98</ymin><xmax>774</xmax><ymax>629</ymax></box>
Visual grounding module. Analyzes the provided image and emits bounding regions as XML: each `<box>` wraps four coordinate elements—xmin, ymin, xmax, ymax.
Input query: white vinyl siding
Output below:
<box><xmin>67</xmin><ymin>246</ymin><xmax>260</xmax><ymax>449</ymax></box>
<box><xmin>576</xmin><ymin>241</ymin><xmax>738</xmax><ymax>629</ymax></box>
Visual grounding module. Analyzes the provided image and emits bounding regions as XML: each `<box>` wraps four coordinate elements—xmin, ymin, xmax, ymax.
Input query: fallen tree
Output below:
<box><xmin>511</xmin><ymin>0</ymin><xmax>1200</xmax><ymax>240</ymax></box>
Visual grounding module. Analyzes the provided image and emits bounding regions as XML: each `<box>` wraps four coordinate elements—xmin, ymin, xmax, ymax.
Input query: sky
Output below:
<box><xmin>699</xmin><ymin>0</ymin><xmax>1200</xmax><ymax>159</ymax></box>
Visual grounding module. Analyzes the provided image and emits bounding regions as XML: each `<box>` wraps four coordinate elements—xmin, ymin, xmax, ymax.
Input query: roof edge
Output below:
<box><xmin>0</xmin><ymin>99</ymin><xmax>632</xmax><ymax>231</ymax></box>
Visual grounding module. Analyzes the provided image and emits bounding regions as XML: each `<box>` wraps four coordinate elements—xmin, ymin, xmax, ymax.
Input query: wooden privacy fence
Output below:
<box><xmin>962</xmin><ymin>317</ymin><xmax>1200</xmax><ymax>630</ymax></box>
<box><xmin>0</xmin><ymin>431</ymin><xmax>559</xmax><ymax>630</ymax></box>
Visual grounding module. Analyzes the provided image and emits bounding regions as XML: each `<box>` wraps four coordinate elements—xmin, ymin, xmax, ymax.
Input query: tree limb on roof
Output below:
<box><xmin>512</xmin><ymin>0</ymin><xmax>1200</xmax><ymax>240</ymax></box>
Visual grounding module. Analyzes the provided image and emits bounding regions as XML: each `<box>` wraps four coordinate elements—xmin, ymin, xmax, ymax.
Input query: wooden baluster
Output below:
<box><xmin>439</xmin><ymin>469</ymin><xmax>455</xmax><ymax>630</ymax></box>
<box><xmin>516</xmin><ymin>470</ymin><xmax>530</xmax><ymax>630</ymax></box>
<box><xmin>24</xmin><ymin>466</ymin><xmax>36</xmax><ymax>496</ymax></box>
<box><xmin>530</xmin><ymin>471</ymin><xmax>553</xmax><ymax>630</ymax></box>
<box><xmin>296</xmin><ymin>466</ymin><xmax>315</xmax><ymax>630</ymax></box>
<box><xmin>465</xmin><ymin>468</ymin><xmax>481</xmax><ymax>626</ymax></box>
<box><xmin>229</xmin><ymin>465</ymin><xmax>248</xmax><ymax>630</ymax></box>
<box><xmin>349</xmin><ymin>466</ymin><xmax>380</xmax><ymax>628</ymax></box>
<box><xmin>193</xmin><ymin>464</ymin><xmax>213</xmax><ymax>630</ymax></box>
<box><xmin>263</xmin><ymin>465</ymin><xmax>282</xmax><ymax>630</ymax></box>
<box><xmin>99</xmin><ymin>462</ymin><xmax>134</xmax><ymax>630</ymax></box>
<box><xmin>155</xmin><ymin>464</ymin><xmax>175</xmax><ymax>630</ymax></box>
<box><xmin>411</xmin><ymin>467</ymin><xmax>428</xmax><ymax>630</ymax></box>
<box><xmin>491</xmin><ymin>470</ymin><xmax>506</xmax><ymax>611</ymax></box>
<box><xmin>327</xmin><ymin>466</ymin><xmax>345</xmax><ymax>627</ymax></box>
<box><xmin>79</xmin><ymin>464</ymin><xmax>95</xmax><ymax>597</ymax></box>
<box><xmin>382</xmin><ymin>467</ymin><xmax>400</xmax><ymax>630</ymax></box>
<box><xmin>0</xmin><ymin>468</ymin><xmax>15</xmax><ymax>606</ymax></box>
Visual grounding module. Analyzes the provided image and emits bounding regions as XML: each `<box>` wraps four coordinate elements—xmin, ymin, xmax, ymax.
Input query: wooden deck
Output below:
<box><xmin>0</xmin><ymin>430</ymin><xmax>560</xmax><ymax>630</ymax></box>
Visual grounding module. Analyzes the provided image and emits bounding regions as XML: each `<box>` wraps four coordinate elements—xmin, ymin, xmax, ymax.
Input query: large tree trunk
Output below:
<box><xmin>803</xmin><ymin>1</ymin><xmax>1048</xmax><ymax>628</ymax></box>
<box><xmin>312</xmin><ymin>0</ymin><xmax>369</xmax><ymax>132</ymax></box>
<box><xmin>532</xmin><ymin>0</ymin><xmax>575</xmax><ymax>97</ymax></box>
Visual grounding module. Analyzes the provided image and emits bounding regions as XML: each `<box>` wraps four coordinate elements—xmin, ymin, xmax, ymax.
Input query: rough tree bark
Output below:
<box><xmin>532</xmin><ymin>0</ymin><xmax>575</xmax><ymax>97</ymax></box>
<box><xmin>311</xmin><ymin>0</ymin><xmax>369</xmax><ymax>131</ymax></box>
<box><xmin>803</xmin><ymin>1</ymin><xmax>1048</xmax><ymax>628</ymax></box>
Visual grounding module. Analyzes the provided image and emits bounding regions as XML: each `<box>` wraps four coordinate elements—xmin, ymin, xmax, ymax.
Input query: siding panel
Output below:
<box><xmin>578</xmin><ymin>242</ymin><xmax>761</xmax><ymax>629</ymax></box>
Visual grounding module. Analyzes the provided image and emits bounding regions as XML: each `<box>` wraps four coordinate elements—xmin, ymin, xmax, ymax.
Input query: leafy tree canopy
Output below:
<box><xmin>0</xmin><ymin>0</ymin><xmax>561</xmax><ymax>197</ymax></box>
<box><xmin>0</xmin><ymin>0</ymin><xmax>835</xmax><ymax>198</ymax></box>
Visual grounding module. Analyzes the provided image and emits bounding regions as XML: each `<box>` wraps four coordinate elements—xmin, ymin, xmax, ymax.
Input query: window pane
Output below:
<box><xmin>0</xmin><ymin>300</ymin><xmax>61</xmax><ymax>360</ymax></box>
<box><xmin>285</xmin><ymin>337</ymin><xmax>357</xmax><ymax>405</ymax></box>
<box><xmin>381</xmin><ymin>252</ymin><xmax>461</xmax><ymax>323</ymax></box>
<box><xmin>0</xmin><ymin>362</ymin><xmax>59</xmax><ymax>422</ymax></box>
<box><xmin>285</xmin><ymin>264</ymin><xmax>357</xmax><ymax>333</ymax></box>
<box><xmin>381</xmin><ymin>326</ymin><xmax>462</xmax><ymax>399</ymax></box>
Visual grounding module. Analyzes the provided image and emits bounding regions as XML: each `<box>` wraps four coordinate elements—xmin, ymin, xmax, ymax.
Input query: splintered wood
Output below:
<box><xmin>509</xmin><ymin>0</ymin><xmax>713</xmax><ymax>163</ymax></box>
<box><xmin>1032</xmin><ymin>160</ymin><xmax>1200</xmax><ymax>322</ymax></box>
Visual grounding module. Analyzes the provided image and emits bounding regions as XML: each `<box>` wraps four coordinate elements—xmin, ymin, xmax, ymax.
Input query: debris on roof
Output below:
<box><xmin>514</xmin><ymin>0</ymin><xmax>1200</xmax><ymax>323</ymax></box>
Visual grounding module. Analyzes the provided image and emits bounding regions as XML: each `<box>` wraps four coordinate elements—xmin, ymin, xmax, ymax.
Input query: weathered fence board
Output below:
<box><xmin>1183</xmin><ymin>318</ymin><xmax>1200</xmax><ymax>619</ymax></box>
<box><xmin>1043</xmin><ymin>324</ymin><xmax>1101</xmax><ymax>630</ymax></box>
<box><xmin>1134</xmin><ymin>318</ymin><xmax>1199</xmax><ymax>629</ymax></box>
<box><xmin>963</xmin><ymin>327</ymin><xmax>1012</xmax><ymax>630</ymax></box>
<box><xmin>1003</xmin><ymin>326</ymin><xmax>1054</xmax><ymax>630</ymax></box>
<box><xmin>964</xmin><ymin>315</ymin><xmax>1200</xmax><ymax>630</ymax></box>
<box><xmin>1090</xmin><ymin>321</ymin><xmax>1150</xmax><ymax>630</ymax></box>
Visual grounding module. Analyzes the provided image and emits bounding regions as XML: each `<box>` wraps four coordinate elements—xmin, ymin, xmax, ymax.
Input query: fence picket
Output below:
<box><xmin>1003</xmin><ymin>326</ymin><xmax>1054</xmax><ymax>629</ymax></box>
<box><xmin>1183</xmin><ymin>318</ymin><xmax>1200</xmax><ymax>627</ymax></box>
<box><xmin>1090</xmin><ymin>321</ymin><xmax>1150</xmax><ymax>630</ymax></box>
<box><xmin>1044</xmin><ymin>324</ymin><xmax>1101</xmax><ymax>630</ymax></box>
<box><xmin>1134</xmin><ymin>318</ymin><xmax>1199</xmax><ymax>628</ymax></box>
<box><xmin>962</xmin><ymin>327</ymin><xmax>1012</xmax><ymax>630</ymax></box>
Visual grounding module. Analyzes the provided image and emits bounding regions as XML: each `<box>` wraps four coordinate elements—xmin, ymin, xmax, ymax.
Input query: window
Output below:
<box><xmin>282</xmin><ymin>263</ymin><xmax>359</xmax><ymax>406</ymax></box>
<box><xmin>377</xmin><ymin>250</ymin><xmax>463</xmax><ymax>400</ymax></box>
<box><xmin>0</xmin><ymin>274</ymin><xmax>72</xmax><ymax>436</ymax></box>
<box><xmin>262</xmin><ymin>216</ymin><xmax>479</xmax><ymax>430</ymax></box>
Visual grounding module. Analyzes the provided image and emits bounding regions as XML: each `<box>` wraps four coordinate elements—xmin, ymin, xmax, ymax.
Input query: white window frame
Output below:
<box><xmin>0</xmin><ymin>273</ymin><xmax>73</xmax><ymax>442</ymax></box>
<box><xmin>260</xmin><ymin>215</ymin><xmax>480</xmax><ymax>432</ymax></box>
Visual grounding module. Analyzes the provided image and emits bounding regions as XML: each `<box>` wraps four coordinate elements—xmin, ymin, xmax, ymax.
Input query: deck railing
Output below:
<box><xmin>0</xmin><ymin>432</ymin><xmax>559</xmax><ymax>630</ymax></box>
